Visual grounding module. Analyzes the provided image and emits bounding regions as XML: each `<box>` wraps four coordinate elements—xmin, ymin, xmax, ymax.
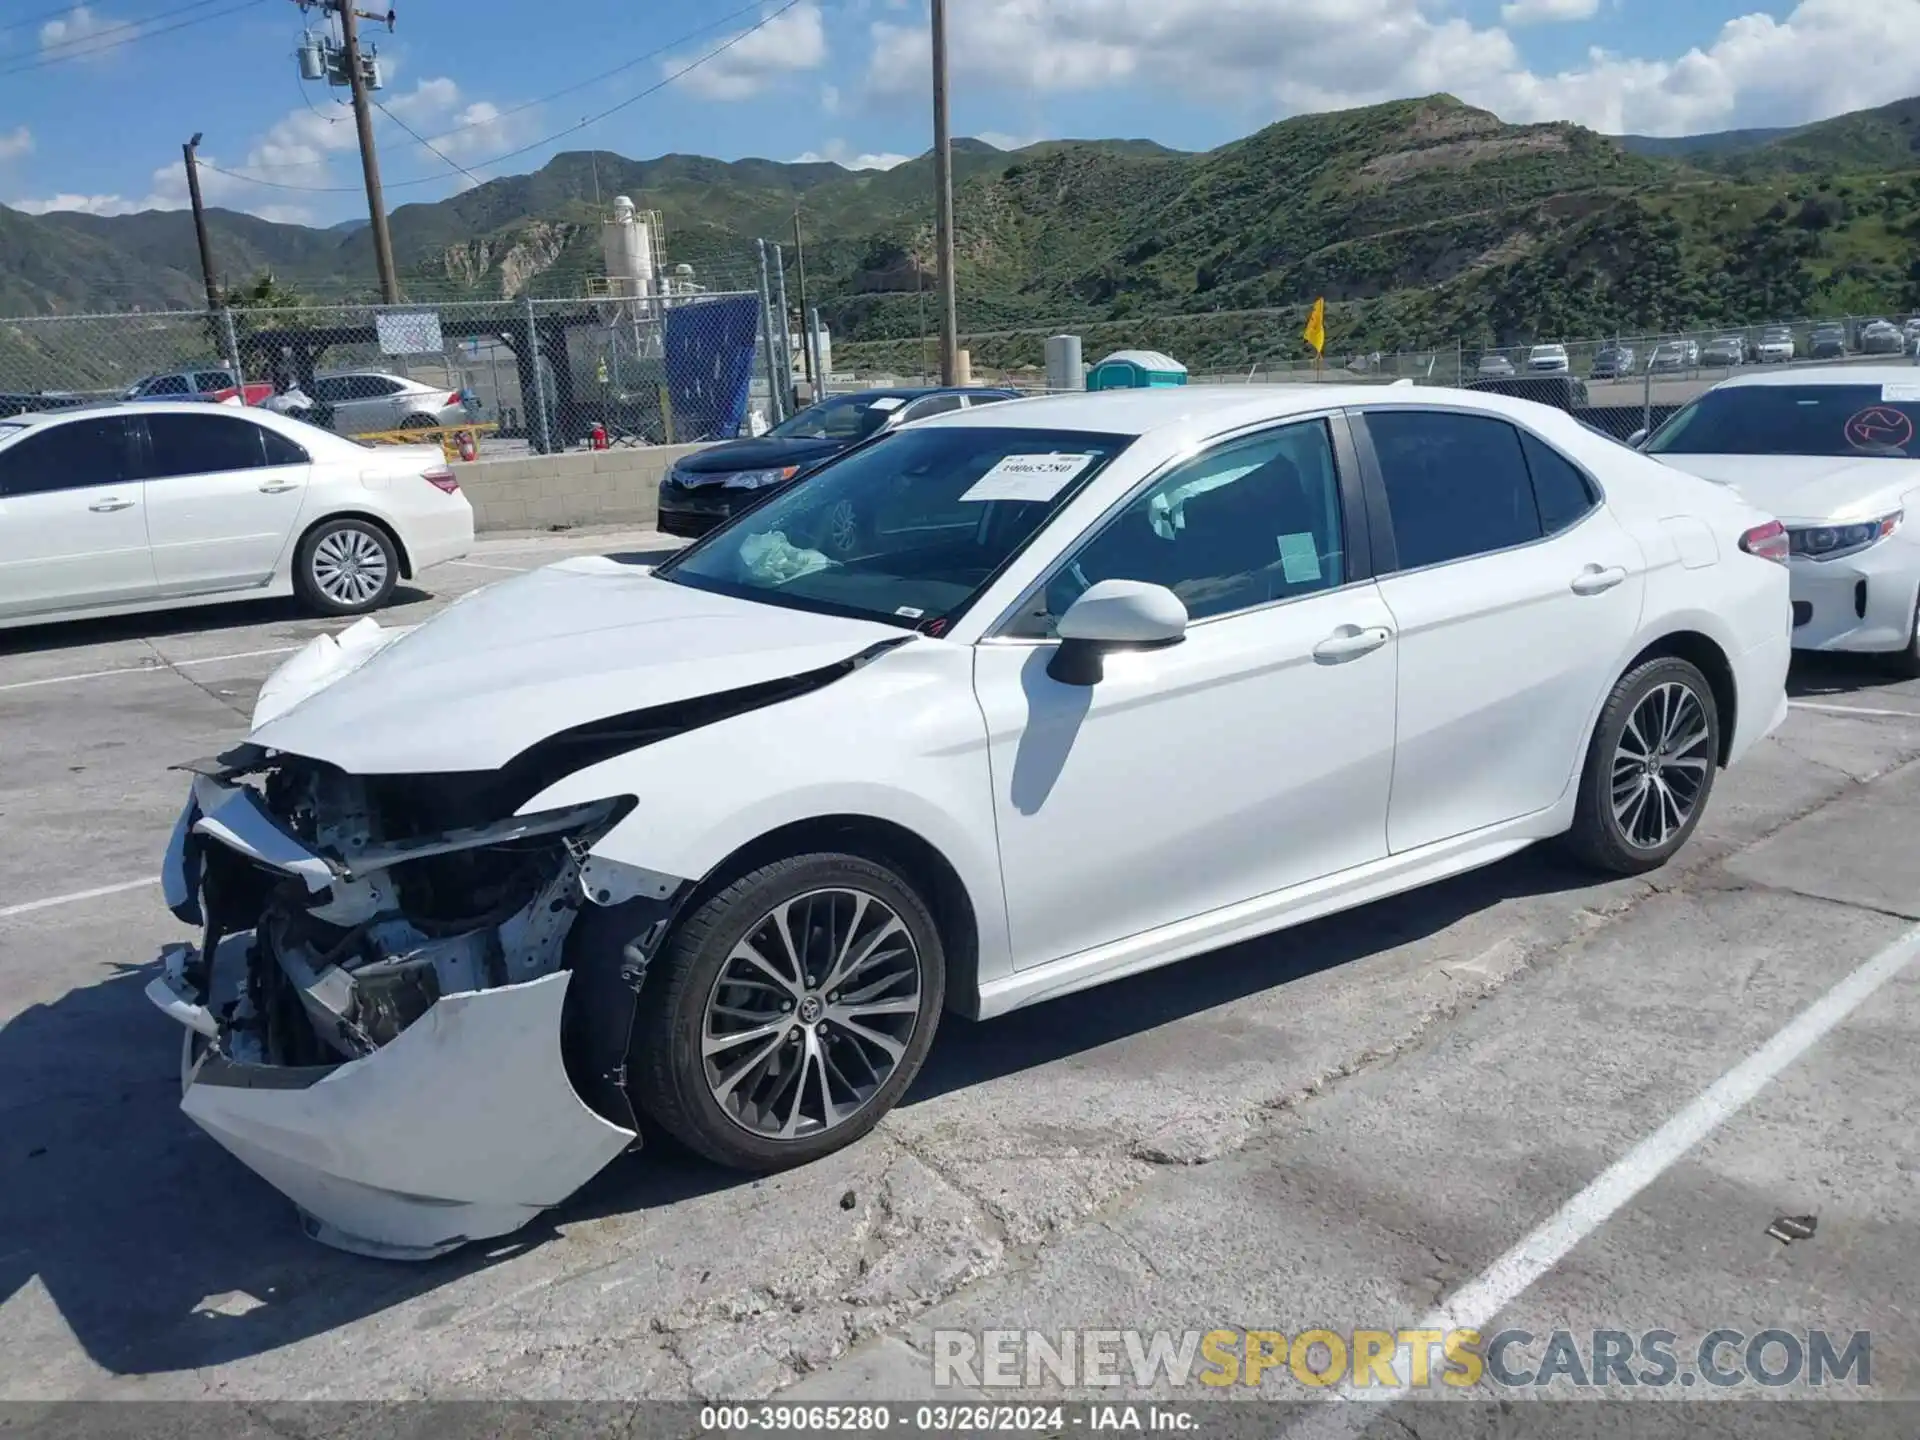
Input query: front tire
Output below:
<box><xmin>293</xmin><ymin>517</ymin><xmax>400</xmax><ymax>616</ymax></box>
<box><xmin>632</xmin><ymin>853</ymin><xmax>946</xmax><ymax>1170</ymax></box>
<box><xmin>1885</xmin><ymin>594</ymin><xmax>1920</xmax><ymax>678</ymax></box>
<box><xmin>1563</xmin><ymin>656</ymin><xmax>1721</xmax><ymax>875</ymax></box>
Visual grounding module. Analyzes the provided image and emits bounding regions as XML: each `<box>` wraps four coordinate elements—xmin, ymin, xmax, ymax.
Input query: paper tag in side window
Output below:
<box><xmin>1278</xmin><ymin>532</ymin><xmax>1322</xmax><ymax>584</ymax></box>
<box><xmin>959</xmin><ymin>453</ymin><xmax>1097</xmax><ymax>503</ymax></box>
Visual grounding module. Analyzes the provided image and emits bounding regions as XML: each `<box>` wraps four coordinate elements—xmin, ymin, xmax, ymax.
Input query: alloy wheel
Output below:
<box><xmin>701</xmin><ymin>888</ymin><xmax>923</xmax><ymax>1140</ymax></box>
<box><xmin>1610</xmin><ymin>680</ymin><xmax>1713</xmax><ymax>850</ymax></box>
<box><xmin>311</xmin><ymin>527</ymin><xmax>390</xmax><ymax>607</ymax></box>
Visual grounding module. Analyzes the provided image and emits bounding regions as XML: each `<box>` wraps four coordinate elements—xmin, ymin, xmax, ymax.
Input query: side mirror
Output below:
<box><xmin>1627</xmin><ymin>428</ymin><xmax>1648</xmax><ymax>449</ymax></box>
<box><xmin>1048</xmin><ymin>579</ymin><xmax>1188</xmax><ymax>685</ymax></box>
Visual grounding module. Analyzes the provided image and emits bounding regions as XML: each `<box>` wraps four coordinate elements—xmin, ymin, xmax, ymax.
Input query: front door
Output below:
<box><xmin>1354</xmin><ymin>407</ymin><xmax>1647</xmax><ymax>853</ymax></box>
<box><xmin>972</xmin><ymin>416</ymin><xmax>1400</xmax><ymax>969</ymax></box>
<box><xmin>0</xmin><ymin>414</ymin><xmax>154</xmax><ymax>619</ymax></box>
<box><xmin>138</xmin><ymin>411</ymin><xmax>310</xmax><ymax>594</ymax></box>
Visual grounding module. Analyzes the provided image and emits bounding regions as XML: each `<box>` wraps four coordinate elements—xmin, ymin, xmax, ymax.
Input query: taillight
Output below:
<box><xmin>1739</xmin><ymin>519</ymin><xmax>1789</xmax><ymax>563</ymax></box>
<box><xmin>446</xmin><ymin>392</ymin><xmax>463</xmax><ymax>409</ymax></box>
<box><xmin>423</xmin><ymin>466</ymin><xmax>460</xmax><ymax>494</ymax></box>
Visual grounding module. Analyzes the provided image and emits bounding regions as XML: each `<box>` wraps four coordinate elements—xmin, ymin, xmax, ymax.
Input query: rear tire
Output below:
<box><xmin>632</xmin><ymin>852</ymin><xmax>945</xmax><ymax>1171</ymax></box>
<box><xmin>1562</xmin><ymin>656</ymin><xmax>1721</xmax><ymax>876</ymax></box>
<box><xmin>293</xmin><ymin>517</ymin><xmax>399</xmax><ymax>617</ymax></box>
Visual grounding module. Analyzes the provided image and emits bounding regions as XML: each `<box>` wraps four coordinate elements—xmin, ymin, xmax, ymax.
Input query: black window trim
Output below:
<box><xmin>982</xmin><ymin>407</ymin><xmax>1378</xmax><ymax>643</ymax></box>
<box><xmin>1346</xmin><ymin>404</ymin><xmax>1605</xmax><ymax>580</ymax></box>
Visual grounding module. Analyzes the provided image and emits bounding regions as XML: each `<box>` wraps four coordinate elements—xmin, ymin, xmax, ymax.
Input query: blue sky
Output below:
<box><xmin>3</xmin><ymin>0</ymin><xmax>1917</xmax><ymax>226</ymax></box>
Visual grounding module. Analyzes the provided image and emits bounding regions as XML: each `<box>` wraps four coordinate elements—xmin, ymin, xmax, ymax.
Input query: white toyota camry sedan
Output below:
<box><xmin>0</xmin><ymin>400</ymin><xmax>473</xmax><ymax>631</ymax></box>
<box><xmin>1640</xmin><ymin>368</ymin><xmax>1920</xmax><ymax>672</ymax></box>
<box><xmin>147</xmin><ymin>385</ymin><xmax>1791</xmax><ymax>1258</ymax></box>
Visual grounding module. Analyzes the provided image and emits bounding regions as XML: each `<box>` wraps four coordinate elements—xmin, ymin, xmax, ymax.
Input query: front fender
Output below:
<box><xmin>519</xmin><ymin>641</ymin><xmax>1014</xmax><ymax>993</ymax></box>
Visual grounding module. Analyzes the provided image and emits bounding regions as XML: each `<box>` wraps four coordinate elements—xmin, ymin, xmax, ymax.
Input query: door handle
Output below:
<box><xmin>258</xmin><ymin>481</ymin><xmax>300</xmax><ymax>494</ymax></box>
<box><xmin>1570</xmin><ymin>564</ymin><xmax>1628</xmax><ymax>596</ymax></box>
<box><xmin>1313</xmin><ymin>625</ymin><xmax>1392</xmax><ymax>662</ymax></box>
<box><xmin>89</xmin><ymin>497</ymin><xmax>134</xmax><ymax>512</ymax></box>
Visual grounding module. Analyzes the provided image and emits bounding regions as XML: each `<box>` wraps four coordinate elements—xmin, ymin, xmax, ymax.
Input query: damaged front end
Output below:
<box><xmin>150</xmin><ymin>748</ymin><xmax>681</xmax><ymax>1260</ymax></box>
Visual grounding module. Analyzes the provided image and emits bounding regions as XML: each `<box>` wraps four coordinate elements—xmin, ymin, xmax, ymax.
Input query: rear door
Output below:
<box><xmin>137</xmin><ymin>410</ymin><xmax>311</xmax><ymax>594</ymax></box>
<box><xmin>0</xmin><ymin>414</ymin><xmax>155</xmax><ymax>619</ymax></box>
<box><xmin>1353</xmin><ymin>406</ymin><xmax>1646</xmax><ymax>852</ymax></box>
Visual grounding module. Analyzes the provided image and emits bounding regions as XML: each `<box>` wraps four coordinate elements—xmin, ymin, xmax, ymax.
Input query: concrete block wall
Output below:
<box><xmin>458</xmin><ymin>442</ymin><xmax>711</xmax><ymax>532</ymax></box>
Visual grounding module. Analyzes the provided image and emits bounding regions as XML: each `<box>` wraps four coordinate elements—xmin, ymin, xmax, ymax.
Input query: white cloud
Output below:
<box><xmin>860</xmin><ymin>0</ymin><xmax>1920</xmax><ymax>139</ymax></box>
<box><xmin>977</xmin><ymin>130</ymin><xmax>1041</xmax><ymax>151</ymax></box>
<box><xmin>821</xmin><ymin>82</ymin><xmax>842</xmax><ymax>114</ymax></box>
<box><xmin>12</xmin><ymin>192</ymin><xmax>124</xmax><ymax>215</ymax></box>
<box><xmin>1500</xmin><ymin>0</ymin><xmax>1599</xmax><ymax>23</ymax></box>
<box><xmin>38</xmin><ymin>5</ymin><xmax>118</xmax><ymax>59</ymax></box>
<box><xmin>670</xmin><ymin>2</ymin><xmax>827</xmax><ymax>101</ymax></box>
<box><xmin>794</xmin><ymin>140</ymin><xmax>913</xmax><ymax>169</ymax></box>
<box><xmin>0</xmin><ymin>126</ymin><xmax>31</xmax><ymax>162</ymax></box>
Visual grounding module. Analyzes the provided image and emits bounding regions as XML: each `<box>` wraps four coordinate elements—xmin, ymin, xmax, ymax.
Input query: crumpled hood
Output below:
<box><xmin>249</xmin><ymin>556</ymin><xmax>907</xmax><ymax>775</ymax></box>
<box><xmin>1653</xmin><ymin>454</ymin><xmax>1920</xmax><ymax>523</ymax></box>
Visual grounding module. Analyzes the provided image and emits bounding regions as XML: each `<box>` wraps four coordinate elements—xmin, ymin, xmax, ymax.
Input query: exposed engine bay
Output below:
<box><xmin>151</xmin><ymin>744</ymin><xmax>681</xmax><ymax>1260</ymax></box>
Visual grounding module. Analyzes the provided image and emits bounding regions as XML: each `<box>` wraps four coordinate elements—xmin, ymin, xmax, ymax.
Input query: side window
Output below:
<box><xmin>196</xmin><ymin>371</ymin><xmax>237</xmax><ymax>392</ymax></box>
<box><xmin>1367</xmin><ymin>410</ymin><xmax>1541</xmax><ymax>570</ymax></box>
<box><xmin>1019</xmin><ymin>418</ymin><xmax>1347</xmax><ymax>633</ymax></box>
<box><xmin>0</xmin><ymin>417</ymin><xmax>133</xmax><ymax>496</ymax></box>
<box><xmin>904</xmin><ymin>395</ymin><xmax>964</xmax><ymax>422</ymax></box>
<box><xmin>966</xmin><ymin>393</ymin><xmax>1012</xmax><ymax>408</ymax></box>
<box><xmin>371</xmin><ymin>376</ymin><xmax>407</xmax><ymax>397</ymax></box>
<box><xmin>143</xmin><ymin>413</ymin><xmax>270</xmax><ymax>478</ymax></box>
<box><xmin>1519</xmin><ymin>431</ymin><xmax>1598</xmax><ymax>535</ymax></box>
<box><xmin>308</xmin><ymin>377</ymin><xmax>346</xmax><ymax>404</ymax></box>
<box><xmin>260</xmin><ymin>428</ymin><xmax>310</xmax><ymax>466</ymax></box>
<box><xmin>144</xmin><ymin>375</ymin><xmax>191</xmax><ymax>396</ymax></box>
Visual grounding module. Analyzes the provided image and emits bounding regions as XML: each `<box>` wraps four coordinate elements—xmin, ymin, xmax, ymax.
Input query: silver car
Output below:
<box><xmin>304</xmin><ymin>371</ymin><xmax>470</xmax><ymax>435</ymax></box>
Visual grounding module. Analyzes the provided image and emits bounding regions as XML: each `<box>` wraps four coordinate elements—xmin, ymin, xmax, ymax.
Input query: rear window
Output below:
<box><xmin>1645</xmin><ymin>384</ymin><xmax>1920</xmax><ymax>459</ymax></box>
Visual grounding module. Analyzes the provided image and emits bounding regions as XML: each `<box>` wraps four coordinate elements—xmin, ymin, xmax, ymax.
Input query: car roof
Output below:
<box><xmin>1715</xmin><ymin>366</ymin><xmax>1919</xmax><ymax>390</ymax></box>
<box><xmin>909</xmin><ymin>382</ymin><xmax>1583</xmax><ymax>437</ymax></box>
<box><xmin>832</xmin><ymin>385</ymin><xmax>1019</xmax><ymax>402</ymax></box>
<box><xmin>2</xmin><ymin>399</ymin><xmax>316</xmax><ymax>427</ymax></box>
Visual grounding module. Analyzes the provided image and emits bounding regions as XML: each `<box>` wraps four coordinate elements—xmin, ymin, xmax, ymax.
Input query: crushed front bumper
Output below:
<box><xmin>150</xmin><ymin>780</ymin><xmax>639</xmax><ymax>1260</ymax></box>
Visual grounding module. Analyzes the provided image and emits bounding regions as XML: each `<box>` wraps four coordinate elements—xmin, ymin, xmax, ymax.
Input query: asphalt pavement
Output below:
<box><xmin>3</xmin><ymin>528</ymin><xmax>1919</xmax><ymax>1430</ymax></box>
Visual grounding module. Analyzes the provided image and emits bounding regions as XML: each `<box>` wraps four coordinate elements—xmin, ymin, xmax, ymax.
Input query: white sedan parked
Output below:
<box><xmin>149</xmin><ymin>385</ymin><xmax>1789</xmax><ymax>1258</ymax></box>
<box><xmin>1642</xmin><ymin>368</ymin><xmax>1920</xmax><ymax>672</ymax></box>
<box><xmin>0</xmin><ymin>400</ymin><xmax>473</xmax><ymax>630</ymax></box>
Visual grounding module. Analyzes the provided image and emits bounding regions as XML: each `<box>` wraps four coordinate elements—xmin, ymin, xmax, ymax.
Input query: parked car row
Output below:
<box><xmin>118</xmin><ymin>366</ymin><xmax>475</xmax><ymax>436</ymax></box>
<box><xmin>1477</xmin><ymin>319</ymin><xmax>1920</xmax><ymax>382</ymax></box>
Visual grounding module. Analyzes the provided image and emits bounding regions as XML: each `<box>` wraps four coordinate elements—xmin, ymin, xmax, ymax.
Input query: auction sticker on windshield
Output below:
<box><xmin>960</xmin><ymin>452</ymin><xmax>1098</xmax><ymax>503</ymax></box>
<box><xmin>1844</xmin><ymin>405</ymin><xmax>1914</xmax><ymax>451</ymax></box>
<box><xmin>1881</xmin><ymin>383</ymin><xmax>1920</xmax><ymax>403</ymax></box>
<box><xmin>868</xmin><ymin>396</ymin><xmax>906</xmax><ymax>411</ymax></box>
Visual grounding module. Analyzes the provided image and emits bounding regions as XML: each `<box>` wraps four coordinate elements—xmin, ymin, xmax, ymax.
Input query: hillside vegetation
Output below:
<box><xmin>5</xmin><ymin>93</ymin><xmax>1920</xmax><ymax>370</ymax></box>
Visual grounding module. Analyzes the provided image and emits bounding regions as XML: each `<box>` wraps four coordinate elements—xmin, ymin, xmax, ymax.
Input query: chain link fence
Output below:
<box><xmin>7</xmin><ymin>295</ymin><xmax>1918</xmax><ymax>456</ymax></box>
<box><xmin>0</xmin><ymin>287</ymin><xmax>790</xmax><ymax>458</ymax></box>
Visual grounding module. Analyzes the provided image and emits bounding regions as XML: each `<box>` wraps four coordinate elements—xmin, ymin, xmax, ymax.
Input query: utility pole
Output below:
<box><xmin>929</xmin><ymin>0</ymin><xmax>959</xmax><ymax>386</ymax></box>
<box><xmin>792</xmin><ymin>207</ymin><xmax>815</xmax><ymax>393</ymax></box>
<box><xmin>337</xmin><ymin>0</ymin><xmax>399</xmax><ymax>303</ymax></box>
<box><xmin>182</xmin><ymin>134</ymin><xmax>221</xmax><ymax>312</ymax></box>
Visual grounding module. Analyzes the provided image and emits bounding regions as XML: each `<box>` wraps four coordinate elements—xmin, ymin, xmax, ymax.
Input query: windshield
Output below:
<box><xmin>655</xmin><ymin>425</ymin><xmax>1134</xmax><ymax>628</ymax></box>
<box><xmin>767</xmin><ymin>393</ymin><xmax>906</xmax><ymax>442</ymax></box>
<box><xmin>1645</xmin><ymin>384</ymin><xmax>1920</xmax><ymax>459</ymax></box>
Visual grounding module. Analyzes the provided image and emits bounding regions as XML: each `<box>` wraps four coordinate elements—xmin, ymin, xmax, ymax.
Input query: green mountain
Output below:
<box><xmin>5</xmin><ymin>95</ymin><xmax>1920</xmax><ymax>374</ymax></box>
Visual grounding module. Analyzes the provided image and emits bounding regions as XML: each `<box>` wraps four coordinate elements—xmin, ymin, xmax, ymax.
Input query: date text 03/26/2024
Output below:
<box><xmin>699</xmin><ymin>1404</ymin><xmax>1199</xmax><ymax>1432</ymax></box>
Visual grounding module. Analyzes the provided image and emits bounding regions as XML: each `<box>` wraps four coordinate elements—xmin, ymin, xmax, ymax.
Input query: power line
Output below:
<box><xmin>373</xmin><ymin>95</ymin><xmax>484</xmax><ymax>190</ymax></box>
<box><xmin>199</xmin><ymin>0</ymin><xmax>802</xmax><ymax>193</ymax></box>
<box><xmin>199</xmin><ymin>0</ymin><xmax>769</xmax><ymax>174</ymax></box>
<box><xmin>0</xmin><ymin>0</ymin><xmax>270</xmax><ymax>76</ymax></box>
<box><xmin>30</xmin><ymin>0</ymin><xmax>226</xmax><ymax>58</ymax></box>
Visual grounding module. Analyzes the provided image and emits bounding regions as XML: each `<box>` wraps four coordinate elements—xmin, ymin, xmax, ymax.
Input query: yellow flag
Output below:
<box><xmin>1302</xmin><ymin>297</ymin><xmax>1327</xmax><ymax>356</ymax></box>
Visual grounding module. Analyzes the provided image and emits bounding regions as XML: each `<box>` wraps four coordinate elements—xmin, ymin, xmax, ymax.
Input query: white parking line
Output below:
<box><xmin>1288</xmin><ymin>915</ymin><xmax>1920</xmax><ymax>1433</ymax></box>
<box><xmin>1790</xmin><ymin>700</ymin><xmax>1920</xmax><ymax>720</ymax></box>
<box><xmin>444</xmin><ymin>559</ymin><xmax>531</xmax><ymax>573</ymax></box>
<box><xmin>0</xmin><ymin>645</ymin><xmax>299</xmax><ymax>694</ymax></box>
<box><xmin>0</xmin><ymin>876</ymin><xmax>159</xmax><ymax>921</ymax></box>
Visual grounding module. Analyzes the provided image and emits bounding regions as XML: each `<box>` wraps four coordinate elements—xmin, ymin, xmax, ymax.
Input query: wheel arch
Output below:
<box><xmin>297</xmin><ymin>508</ymin><xmax>415</xmax><ymax>581</ymax></box>
<box><xmin>689</xmin><ymin>813</ymin><xmax>983</xmax><ymax>1020</ymax></box>
<box><xmin>1624</xmin><ymin>629</ymin><xmax>1737</xmax><ymax>765</ymax></box>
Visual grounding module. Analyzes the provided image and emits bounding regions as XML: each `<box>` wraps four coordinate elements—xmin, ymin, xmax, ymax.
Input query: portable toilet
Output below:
<box><xmin>1086</xmin><ymin>349</ymin><xmax>1187</xmax><ymax>391</ymax></box>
